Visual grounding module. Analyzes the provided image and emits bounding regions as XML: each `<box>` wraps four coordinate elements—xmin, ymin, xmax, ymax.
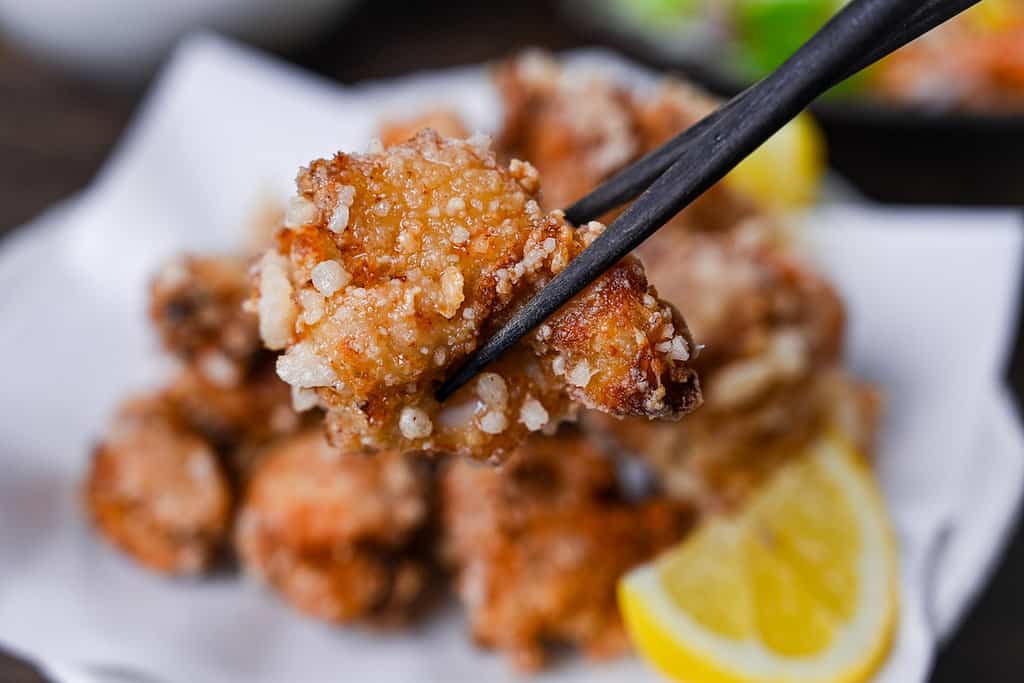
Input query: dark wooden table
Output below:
<box><xmin>1</xmin><ymin>1</ymin><xmax>1021</xmax><ymax>680</ymax></box>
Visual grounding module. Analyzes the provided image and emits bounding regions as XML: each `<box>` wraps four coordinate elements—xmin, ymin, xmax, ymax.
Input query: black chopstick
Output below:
<box><xmin>437</xmin><ymin>0</ymin><xmax>980</xmax><ymax>402</ymax></box>
<box><xmin>565</xmin><ymin>0</ymin><xmax>983</xmax><ymax>226</ymax></box>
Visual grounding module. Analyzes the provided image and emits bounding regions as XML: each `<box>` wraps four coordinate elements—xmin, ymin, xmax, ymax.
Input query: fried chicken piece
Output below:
<box><xmin>495</xmin><ymin>51</ymin><xmax>640</xmax><ymax>211</ymax></box>
<box><xmin>640</xmin><ymin>232</ymin><xmax>844</xmax><ymax>385</ymax></box>
<box><xmin>379</xmin><ymin>109</ymin><xmax>470</xmax><ymax>148</ymax></box>
<box><xmin>235</xmin><ymin>430</ymin><xmax>433</xmax><ymax>623</ymax></box>
<box><xmin>150</xmin><ymin>250</ymin><xmax>311</xmax><ymax>477</ymax></box>
<box><xmin>440</xmin><ymin>433</ymin><xmax>619</xmax><ymax>561</ymax></box>
<box><xmin>632</xmin><ymin>82</ymin><xmax>763</xmax><ymax>234</ymax></box>
<box><xmin>442</xmin><ymin>433</ymin><xmax>694</xmax><ymax>670</ymax></box>
<box><xmin>165</xmin><ymin>363</ymin><xmax>301</xmax><ymax>455</ymax></box>
<box><xmin>150</xmin><ymin>254</ymin><xmax>262</xmax><ymax>385</ymax></box>
<box><xmin>85</xmin><ymin>249</ymin><xmax>302</xmax><ymax>573</ymax></box>
<box><xmin>590</xmin><ymin>232</ymin><xmax>854</xmax><ymax>509</ymax></box>
<box><xmin>252</xmin><ymin>130</ymin><xmax>700</xmax><ymax>461</ymax></box>
<box><xmin>494</xmin><ymin>52</ymin><xmax>761</xmax><ymax>235</ymax></box>
<box><xmin>598</xmin><ymin>370</ymin><xmax>881</xmax><ymax>510</ymax></box>
<box><xmin>84</xmin><ymin>394</ymin><xmax>232</xmax><ymax>575</ymax></box>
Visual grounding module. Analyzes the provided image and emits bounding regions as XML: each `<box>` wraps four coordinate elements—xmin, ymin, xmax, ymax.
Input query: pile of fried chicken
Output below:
<box><xmin>84</xmin><ymin>52</ymin><xmax>879</xmax><ymax>672</ymax></box>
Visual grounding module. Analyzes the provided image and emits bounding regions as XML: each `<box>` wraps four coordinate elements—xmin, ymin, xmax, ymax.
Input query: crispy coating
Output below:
<box><xmin>590</xmin><ymin>232</ymin><xmax>855</xmax><ymax>509</ymax></box>
<box><xmin>442</xmin><ymin>433</ymin><xmax>694</xmax><ymax>669</ymax></box>
<box><xmin>85</xmin><ymin>252</ymin><xmax>308</xmax><ymax>576</ymax></box>
<box><xmin>595</xmin><ymin>371</ymin><xmax>881</xmax><ymax>511</ymax></box>
<box><xmin>165</xmin><ymin>363</ymin><xmax>301</xmax><ymax>457</ymax></box>
<box><xmin>494</xmin><ymin>52</ymin><xmax>761</xmax><ymax>234</ymax></box>
<box><xmin>631</xmin><ymin>82</ymin><xmax>763</xmax><ymax>234</ymax></box>
<box><xmin>253</xmin><ymin>129</ymin><xmax>700</xmax><ymax>461</ymax></box>
<box><xmin>235</xmin><ymin>430</ymin><xmax>433</xmax><ymax>623</ymax></box>
<box><xmin>440</xmin><ymin>434</ymin><xmax>619</xmax><ymax>560</ymax></box>
<box><xmin>151</xmin><ymin>251</ymin><xmax>309</xmax><ymax>472</ymax></box>
<box><xmin>84</xmin><ymin>395</ymin><xmax>232</xmax><ymax>575</ymax></box>
<box><xmin>495</xmin><ymin>51</ymin><xmax>640</xmax><ymax>211</ymax></box>
<box><xmin>639</xmin><ymin>232</ymin><xmax>844</xmax><ymax>385</ymax></box>
<box><xmin>379</xmin><ymin>109</ymin><xmax>470</xmax><ymax>148</ymax></box>
<box><xmin>490</xmin><ymin>54</ymin><xmax>867</xmax><ymax>505</ymax></box>
<box><xmin>150</xmin><ymin>254</ymin><xmax>262</xmax><ymax>384</ymax></box>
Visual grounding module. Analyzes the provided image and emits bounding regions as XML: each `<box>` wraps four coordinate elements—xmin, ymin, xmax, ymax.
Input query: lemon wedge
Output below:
<box><xmin>725</xmin><ymin>113</ymin><xmax>826</xmax><ymax>211</ymax></box>
<box><xmin>965</xmin><ymin>0</ymin><xmax>1023</xmax><ymax>32</ymax></box>
<box><xmin>619</xmin><ymin>433</ymin><xmax>898</xmax><ymax>683</ymax></box>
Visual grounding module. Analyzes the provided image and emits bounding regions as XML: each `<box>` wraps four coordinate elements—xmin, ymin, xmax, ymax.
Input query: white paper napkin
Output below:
<box><xmin>0</xmin><ymin>34</ymin><xmax>1021</xmax><ymax>683</ymax></box>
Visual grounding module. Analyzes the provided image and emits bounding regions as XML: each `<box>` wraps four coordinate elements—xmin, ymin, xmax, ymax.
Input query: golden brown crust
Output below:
<box><xmin>493</xmin><ymin>52</ymin><xmax>762</xmax><ymax>234</ymax></box>
<box><xmin>86</xmin><ymin>250</ymin><xmax>310</xmax><ymax>575</ymax></box>
<box><xmin>149</xmin><ymin>251</ymin><xmax>310</xmax><ymax>462</ymax></box>
<box><xmin>165</xmin><ymin>363</ymin><xmax>301</xmax><ymax>457</ymax></box>
<box><xmin>235</xmin><ymin>430</ymin><xmax>433</xmax><ymax>623</ymax></box>
<box><xmin>494</xmin><ymin>51</ymin><xmax>641</xmax><ymax>212</ymax></box>
<box><xmin>253</xmin><ymin>130</ymin><xmax>700</xmax><ymax>461</ymax></box>
<box><xmin>590</xmin><ymin>231</ymin><xmax>853</xmax><ymax>510</ymax></box>
<box><xmin>441</xmin><ymin>433</ymin><xmax>694</xmax><ymax>669</ymax></box>
<box><xmin>591</xmin><ymin>374</ymin><xmax>824</xmax><ymax>510</ymax></box>
<box><xmin>150</xmin><ymin>254</ymin><xmax>262</xmax><ymax>383</ymax></box>
<box><xmin>379</xmin><ymin>109</ymin><xmax>470</xmax><ymax>148</ymax></box>
<box><xmin>631</xmin><ymin>82</ymin><xmax>763</xmax><ymax>234</ymax></box>
<box><xmin>440</xmin><ymin>433</ymin><xmax>619</xmax><ymax>561</ymax></box>
<box><xmin>534</xmin><ymin>252</ymin><xmax>701</xmax><ymax>417</ymax></box>
<box><xmin>84</xmin><ymin>395</ymin><xmax>232</xmax><ymax>575</ymax></box>
<box><xmin>640</xmin><ymin>231</ymin><xmax>845</xmax><ymax>384</ymax></box>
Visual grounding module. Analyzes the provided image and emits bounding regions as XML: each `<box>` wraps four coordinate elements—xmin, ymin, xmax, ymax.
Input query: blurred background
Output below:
<box><xmin>0</xmin><ymin>0</ymin><xmax>1021</xmax><ymax>681</ymax></box>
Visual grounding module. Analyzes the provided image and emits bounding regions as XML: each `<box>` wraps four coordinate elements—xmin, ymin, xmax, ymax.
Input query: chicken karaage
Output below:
<box><xmin>235</xmin><ymin>429</ymin><xmax>434</xmax><ymax>623</ymax></box>
<box><xmin>150</xmin><ymin>254</ymin><xmax>263</xmax><ymax>387</ymax></box>
<box><xmin>590</xmin><ymin>231</ymin><xmax>876</xmax><ymax>509</ymax></box>
<box><xmin>494</xmin><ymin>51</ymin><xmax>762</xmax><ymax>235</ymax></box>
<box><xmin>252</xmin><ymin>130</ymin><xmax>700</xmax><ymax>462</ymax></box>
<box><xmin>85</xmin><ymin>394</ymin><xmax>233</xmax><ymax>574</ymax></box>
<box><xmin>441</xmin><ymin>432</ymin><xmax>694</xmax><ymax>669</ymax></box>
